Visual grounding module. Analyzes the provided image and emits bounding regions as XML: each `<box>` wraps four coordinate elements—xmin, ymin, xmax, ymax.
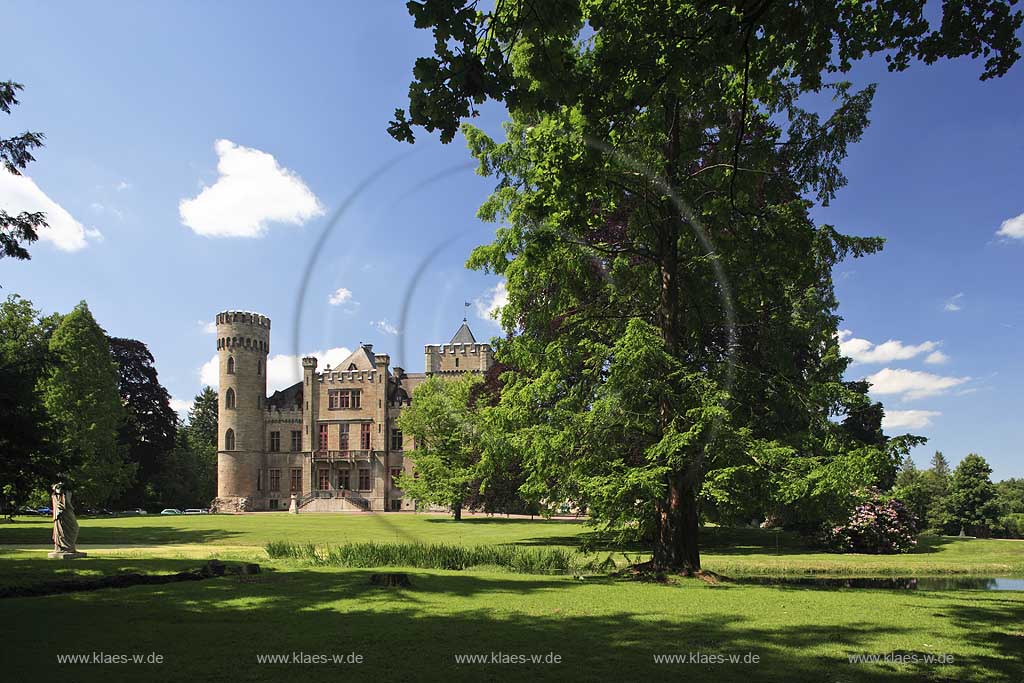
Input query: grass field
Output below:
<box><xmin>2</xmin><ymin>513</ymin><xmax>1022</xmax><ymax>682</ymax></box>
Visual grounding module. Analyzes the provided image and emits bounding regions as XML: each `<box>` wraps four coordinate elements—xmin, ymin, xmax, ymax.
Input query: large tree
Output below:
<box><xmin>0</xmin><ymin>295</ymin><xmax>59</xmax><ymax>512</ymax></box>
<box><xmin>1</xmin><ymin>81</ymin><xmax>47</xmax><ymax>263</ymax></box>
<box><xmin>941</xmin><ymin>453</ymin><xmax>1001</xmax><ymax>536</ymax></box>
<box><xmin>392</xmin><ymin>1</ymin><xmax>1021</xmax><ymax>572</ymax></box>
<box><xmin>397</xmin><ymin>374</ymin><xmax>485</xmax><ymax>520</ymax></box>
<box><xmin>109</xmin><ymin>337</ymin><xmax>178</xmax><ymax>507</ymax></box>
<box><xmin>39</xmin><ymin>302</ymin><xmax>132</xmax><ymax>506</ymax></box>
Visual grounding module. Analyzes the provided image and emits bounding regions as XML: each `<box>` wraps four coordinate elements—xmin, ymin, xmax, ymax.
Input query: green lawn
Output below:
<box><xmin>2</xmin><ymin>514</ymin><xmax>1022</xmax><ymax>682</ymax></box>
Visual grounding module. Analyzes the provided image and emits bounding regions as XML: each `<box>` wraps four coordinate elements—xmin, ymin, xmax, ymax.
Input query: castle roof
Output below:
<box><xmin>267</xmin><ymin>381</ymin><xmax>302</xmax><ymax>410</ymax></box>
<box><xmin>450</xmin><ymin>321</ymin><xmax>476</xmax><ymax>344</ymax></box>
<box><xmin>332</xmin><ymin>344</ymin><xmax>377</xmax><ymax>372</ymax></box>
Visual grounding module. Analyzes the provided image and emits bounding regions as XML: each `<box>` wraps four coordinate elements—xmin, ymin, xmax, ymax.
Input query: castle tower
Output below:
<box><xmin>215</xmin><ymin>310</ymin><xmax>270</xmax><ymax>506</ymax></box>
<box><xmin>301</xmin><ymin>356</ymin><xmax>318</xmax><ymax>452</ymax></box>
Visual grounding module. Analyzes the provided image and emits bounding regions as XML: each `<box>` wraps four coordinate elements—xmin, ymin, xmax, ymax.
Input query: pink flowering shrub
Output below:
<box><xmin>825</xmin><ymin>490</ymin><xmax>918</xmax><ymax>554</ymax></box>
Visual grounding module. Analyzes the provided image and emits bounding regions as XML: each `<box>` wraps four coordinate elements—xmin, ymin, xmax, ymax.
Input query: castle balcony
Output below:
<box><xmin>312</xmin><ymin>450</ymin><xmax>372</xmax><ymax>463</ymax></box>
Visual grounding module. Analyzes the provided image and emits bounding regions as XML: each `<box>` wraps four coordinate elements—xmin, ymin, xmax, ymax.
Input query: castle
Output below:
<box><xmin>211</xmin><ymin>310</ymin><xmax>493</xmax><ymax>513</ymax></box>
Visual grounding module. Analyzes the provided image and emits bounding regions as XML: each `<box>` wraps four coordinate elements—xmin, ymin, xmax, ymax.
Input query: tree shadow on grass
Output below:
<box><xmin>422</xmin><ymin>517</ymin><xmax>588</xmax><ymax>525</ymax></box>
<box><xmin>0</xmin><ymin>519</ymin><xmax>241</xmax><ymax>546</ymax></box>
<box><xmin>5</xmin><ymin>566</ymin><xmax>1022</xmax><ymax>682</ymax></box>
<box><xmin>902</xmin><ymin>591</ymin><xmax>1024</xmax><ymax>681</ymax></box>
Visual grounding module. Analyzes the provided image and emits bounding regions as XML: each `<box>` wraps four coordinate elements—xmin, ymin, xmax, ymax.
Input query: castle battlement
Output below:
<box><xmin>426</xmin><ymin>342</ymin><xmax>491</xmax><ymax>354</ymax></box>
<box><xmin>216</xmin><ymin>310</ymin><xmax>271</xmax><ymax>329</ymax></box>
<box><xmin>320</xmin><ymin>370</ymin><xmax>378</xmax><ymax>383</ymax></box>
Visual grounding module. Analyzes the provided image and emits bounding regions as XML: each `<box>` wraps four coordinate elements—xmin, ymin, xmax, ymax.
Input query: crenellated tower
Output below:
<box><xmin>215</xmin><ymin>310</ymin><xmax>270</xmax><ymax>506</ymax></box>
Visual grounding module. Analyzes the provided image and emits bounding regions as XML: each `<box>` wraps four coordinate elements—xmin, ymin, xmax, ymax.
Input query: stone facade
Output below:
<box><xmin>211</xmin><ymin>311</ymin><xmax>492</xmax><ymax>513</ymax></box>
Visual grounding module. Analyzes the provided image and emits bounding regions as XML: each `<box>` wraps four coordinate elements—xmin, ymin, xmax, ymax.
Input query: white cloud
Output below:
<box><xmin>199</xmin><ymin>346</ymin><xmax>353</xmax><ymax>393</ymax></box>
<box><xmin>198</xmin><ymin>320</ymin><xmax>217</xmax><ymax>334</ymax></box>
<box><xmin>0</xmin><ymin>170</ymin><xmax>102</xmax><ymax>251</ymax></box>
<box><xmin>179</xmin><ymin>139</ymin><xmax>323</xmax><ymax>237</ymax></box>
<box><xmin>169</xmin><ymin>398</ymin><xmax>193</xmax><ymax>415</ymax></box>
<box><xmin>371</xmin><ymin>319</ymin><xmax>399</xmax><ymax>335</ymax></box>
<box><xmin>865</xmin><ymin>368</ymin><xmax>970</xmax><ymax>401</ymax></box>
<box><xmin>475</xmin><ymin>281</ymin><xmax>508</xmax><ymax>323</ymax></box>
<box><xmin>924</xmin><ymin>350</ymin><xmax>950</xmax><ymax>365</ymax></box>
<box><xmin>882</xmin><ymin>409</ymin><xmax>941</xmax><ymax>430</ymax></box>
<box><xmin>996</xmin><ymin>212</ymin><xmax>1024</xmax><ymax>240</ymax></box>
<box><xmin>328</xmin><ymin>287</ymin><xmax>354</xmax><ymax>306</ymax></box>
<box><xmin>115</xmin><ymin>180</ymin><xmax>130</xmax><ymax>192</ymax></box>
<box><xmin>199</xmin><ymin>356</ymin><xmax>219</xmax><ymax>388</ymax></box>
<box><xmin>944</xmin><ymin>293</ymin><xmax>964</xmax><ymax>312</ymax></box>
<box><xmin>838</xmin><ymin>330</ymin><xmax>940</xmax><ymax>364</ymax></box>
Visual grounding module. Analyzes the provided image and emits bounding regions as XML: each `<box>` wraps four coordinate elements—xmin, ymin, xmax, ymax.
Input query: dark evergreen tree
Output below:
<box><xmin>108</xmin><ymin>337</ymin><xmax>177</xmax><ymax>507</ymax></box>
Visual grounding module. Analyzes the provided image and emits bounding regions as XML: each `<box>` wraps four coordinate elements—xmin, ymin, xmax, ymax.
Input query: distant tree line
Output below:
<box><xmin>0</xmin><ymin>294</ymin><xmax>218</xmax><ymax>515</ymax></box>
<box><xmin>894</xmin><ymin>451</ymin><xmax>1022</xmax><ymax>539</ymax></box>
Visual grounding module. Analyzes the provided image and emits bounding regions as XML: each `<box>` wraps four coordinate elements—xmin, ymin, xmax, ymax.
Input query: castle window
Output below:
<box><xmin>339</xmin><ymin>424</ymin><xmax>349</xmax><ymax>451</ymax></box>
<box><xmin>225</xmin><ymin>388</ymin><xmax>236</xmax><ymax>409</ymax></box>
<box><xmin>317</xmin><ymin>469</ymin><xmax>330</xmax><ymax>490</ymax></box>
<box><xmin>290</xmin><ymin>430</ymin><xmax>301</xmax><ymax>452</ymax></box>
<box><xmin>318</xmin><ymin>424</ymin><xmax>329</xmax><ymax>451</ymax></box>
<box><xmin>360</xmin><ymin>423</ymin><xmax>371</xmax><ymax>450</ymax></box>
<box><xmin>269</xmin><ymin>469</ymin><xmax>281</xmax><ymax>492</ymax></box>
<box><xmin>257</xmin><ymin>360</ymin><xmax>262</xmax><ymax>375</ymax></box>
<box><xmin>290</xmin><ymin>468</ymin><xmax>302</xmax><ymax>492</ymax></box>
<box><xmin>227</xmin><ymin>356</ymin><xmax>235</xmax><ymax>374</ymax></box>
<box><xmin>390</xmin><ymin>428</ymin><xmax>403</xmax><ymax>451</ymax></box>
<box><xmin>339</xmin><ymin>469</ymin><xmax>350</xmax><ymax>490</ymax></box>
<box><xmin>269</xmin><ymin>431</ymin><xmax>280</xmax><ymax>452</ymax></box>
<box><xmin>257</xmin><ymin>470</ymin><xmax>261</xmax><ymax>491</ymax></box>
<box><xmin>455</xmin><ymin>357</ymin><xmax>459</xmax><ymax>368</ymax></box>
<box><xmin>358</xmin><ymin>468</ymin><xmax>371</xmax><ymax>491</ymax></box>
<box><xmin>390</xmin><ymin>467</ymin><xmax>402</xmax><ymax>481</ymax></box>
<box><xmin>348</xmin><ymin>363</ymin><xmax>357</xmax><ymax>370</ymax></box>
<box><xmin>329</xmin><ymin>389</ymin><xmax>360</xmax><ymax>410</ymax></box>
<box><xmin>225</xmin><ymin>428</ymin><xmax>235</xmax><ymax>450</ymax></box>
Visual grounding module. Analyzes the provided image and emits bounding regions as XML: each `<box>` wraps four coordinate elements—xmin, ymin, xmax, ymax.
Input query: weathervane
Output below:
<box><xmin>463</xmin><ymin>301</ymin><xmax>470</xmax><ymax>322</ymax></box>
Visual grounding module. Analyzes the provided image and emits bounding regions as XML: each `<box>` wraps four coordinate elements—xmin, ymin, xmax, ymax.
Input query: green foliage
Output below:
<box><xmin>109</xmin><ymin>337</ymin><xmax>177</xmax><ymax>507</ymax></box>
<box><xmin>396</xmin><ymin>374</ymin><xmax>486</xmax><ymax>519</ymax></box>
<box><xmin>940</xmin><ymin>453</ymin><xmax>1002</xmax><ymax>536</ymax></box>
<box><xmin>0</xmin><ymin>295</ymin><xmax>59</xmax><ymax>512</ymax></box>
<box><xmin>1</xmin><ymin>81</ymin><xmax>47</xmax><ymax>263</ymax></box>
<box><xmin>265</xmin><ymin>540</ymin><xmax>615</xmax><ymax>575</ymax></box>
<box><xmin>393</xmin><ymin>0</ymin><xmax>1021</xmax><ymax>570</ymax></box>
<box><xmin>39</xmin><ymin>302</ymin><xmax>132</xmax><ymax>506</ymax></box>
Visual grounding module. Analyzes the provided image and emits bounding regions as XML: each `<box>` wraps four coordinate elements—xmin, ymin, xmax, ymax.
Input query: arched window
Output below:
<box><xmin>226</xmin><ymin>387</ymin><xmax>236</xmax><ymax>409</ymax></box>
<box><xmin>225</xmin><ymin>428</ymin><xmax>235</xmax><ymax>450</ymax></box>
<box><xmin>227</xmin><ymin>356</ymin><xmax>235</xmax><ymax>374</ymax></box>
<box><xmin>257</xmin><ymin>359</ymin><xmax>262</xmax><ymax>375</ymax></box>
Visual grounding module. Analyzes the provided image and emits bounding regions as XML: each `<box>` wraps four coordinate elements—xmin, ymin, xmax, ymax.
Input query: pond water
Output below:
<box><xmin>732</xmin><ymin>576</ymin><xmax>1024</xmax><ymax>591</ymax></box>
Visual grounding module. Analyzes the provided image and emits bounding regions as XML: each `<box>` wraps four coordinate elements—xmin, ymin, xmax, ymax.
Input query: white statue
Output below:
<box><xmin>49</xmin><ymin>481</ymin><xmax>86</xmax><ymax>559</ymax></box>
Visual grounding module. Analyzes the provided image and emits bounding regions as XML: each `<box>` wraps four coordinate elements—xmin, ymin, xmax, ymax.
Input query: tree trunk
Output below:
<box><xmin>653</xmin><ymin>470</ymin><xmax>701</xmax><ymax>572</ymax></box>
<box><xmin>452</xmin><ymin>501</ymin><xmax>462</xmax><ymax>520</ymax></box>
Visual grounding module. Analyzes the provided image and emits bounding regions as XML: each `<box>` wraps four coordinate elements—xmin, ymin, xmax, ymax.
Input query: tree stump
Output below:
<box><xmin>370</xmin><ymin>573</ymin><xmax>411</xmax><ymax>588</ymax></box>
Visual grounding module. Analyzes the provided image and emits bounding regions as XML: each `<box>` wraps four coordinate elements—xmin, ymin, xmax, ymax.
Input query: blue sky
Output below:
<box><xmin>2</xmin><ymin>3</ymin><xmax>1021</xmax><ymax>479</ymax></box>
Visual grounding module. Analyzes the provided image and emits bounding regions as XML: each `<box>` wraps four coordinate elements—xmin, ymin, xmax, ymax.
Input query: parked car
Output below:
<box><xmin>160</xmin><ymin>508</ymin><xmax>183</xmax><ymax>515</ymax></box>
<box><xmin>18</xmin><ymin>506</ymin><xmax>43</xmax><ymax>516</ymax></box>
<box><xmin>36</xmin><ymin>507</ymin><xmax>52</xmax><ymax>515</ymax></box>
<box><xmin>183</xmin><ymin>508</ymin><xmax>208</xmax><ymax>515</ymax></box>
<box><xmin>120</xmin><ymin>508</ymin><xmax>148</xmax><ymax>515</ymax></box>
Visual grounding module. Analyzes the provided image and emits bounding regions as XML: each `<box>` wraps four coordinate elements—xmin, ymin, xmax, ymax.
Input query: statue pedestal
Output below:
<box><xmin>48</xmin><ymin>551</ymin><xmax>87</xmax><ymax>560</ymax></box>
<box><xmin>288</xmin><ymin>494</ymin><xmax>299</xmax><ymax>514</ymax></box>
